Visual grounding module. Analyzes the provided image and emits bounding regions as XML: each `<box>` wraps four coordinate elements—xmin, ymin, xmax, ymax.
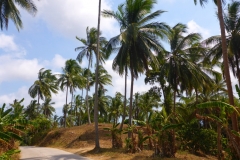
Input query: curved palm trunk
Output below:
<box><xmin>216</xmin><ymin>0</ymin><xmax>239</xmax><ymax>132</ymax></box>
<box><xmin>128</xmin><ymin>69</ymin><xmax>134</xmax><ymax>138</ymax></box>
<box><xmin>120</xmin><ymin>66</ymin><xmax>127</xmax><ymax>131</ymax></box>
<box><xmin>93</xmin><ymin>0</ymin><xmax>101</xmax><ymax>151</ymax></box>
<box><xmin>86</xmin><ymin>60</ymin><xmax>91</xmax><ymax>124</ymax></box>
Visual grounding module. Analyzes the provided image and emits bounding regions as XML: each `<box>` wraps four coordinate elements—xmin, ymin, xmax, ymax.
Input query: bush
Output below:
<box><xmin>178</xmin><ymin>123</ymin><xmax>218</xmax><ymax>155</ymax></box>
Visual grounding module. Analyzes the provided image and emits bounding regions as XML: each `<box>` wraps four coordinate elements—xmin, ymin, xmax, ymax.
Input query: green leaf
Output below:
<box><xmin>162</xmin><ymin>123</ymin><xmax>183</xmax><ymax>131</ymax></box>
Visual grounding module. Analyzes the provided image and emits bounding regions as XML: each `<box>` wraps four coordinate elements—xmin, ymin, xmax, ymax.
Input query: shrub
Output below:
<box><xmin>178</xmin><ymin>123</ymin><xmax>218</xmax><ymax>155</ymax></box>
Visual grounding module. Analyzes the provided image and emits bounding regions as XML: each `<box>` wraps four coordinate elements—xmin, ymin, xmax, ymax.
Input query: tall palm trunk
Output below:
<box><xmin>128</xmin><ymin>69</ymin><xmax>134</xmax><ymax>138</ymax></box>
<box><xmin>216</xmin><ymin>0</ymin><xmax>239</xmax><ymax>132</ymax></box>
<box><xmin>71</xmin><ymin>89</ymin><xmax>74</xmax><ymax>115</ymax></box>
<box><xmin>37</xmin><ymin>91</ymin><xmax>40</xmax><ymax>105</ymax></box>
<box><xmin>120</xmin><ymin>66</ymin><xmax>127</xmax><ymax>131</ymax></box>
<box><xmin>86</xmin><ymin>61</ymin><xmax>91</xmax><ymax>124</ymax></box>
<box><xmin>64</xmin><ymin>85</ymin><xmax>69</xmax><ymax>128</ymax></box>
<box><xmin>93</xmin><ymin>0</ymin><xmax>101</xmax><ymax>151</ymax></box>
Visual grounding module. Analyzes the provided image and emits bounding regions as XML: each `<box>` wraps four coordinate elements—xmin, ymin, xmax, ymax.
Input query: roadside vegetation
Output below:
<box><xmin>1</xmin><ymin>0</ymin><xmax>240</xmax><ymax>159</ymax></box>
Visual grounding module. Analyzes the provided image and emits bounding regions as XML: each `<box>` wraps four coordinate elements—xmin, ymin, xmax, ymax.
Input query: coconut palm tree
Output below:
<box><xmin>29</xmin><ymin>68</ymin><xmax>58</xmax><ymax>105</ymax></box>
<box><xmin>73</xmin><ymin>94</ymin><xmax>84</xmax><ymax>125</ymax></box>
<box><xmin>145</xmin><ymin>23</ymin><xmax>214</xmax><ymax>157</ymax></box>
<box><xmin>75</xmin><ymin>27</ymin><xmax>107</xmax><ymax>125</ymax></box>
<box><xmin>24</xmin><ymin>100</ymin><xmax>39</xmax><ymax>120</ymax></box>
<box><xmin>57</xmin><ymin>59</ymin><xmax>84</xmax><ymax>128</ymax></box>
<box><xmin>9</xmin><ymin>98</ymin><xmax>24</xmax><ymax>117</ymax></box>
<box><xmin>194</xmin><ymin>0</ymin><xmax>239</xmax><ymax>132</ymax></box>
<box><xmin>102</xmin><ymin>0</ymin><xmax>168</xmax><ymax>136</ymax></box>
<box><xmin>158</xmin><ymin>23</ymin><xmax>213</xmax><ymax>114</ymax></box>
<box><xmin>0</xmin><ymin>0</ymin><xmax>37</xmax><ymax>30</ymax></box>
<box><xmin>204</xmin><ymin>1</ymin><xmax>240</xmax><ymax>86</ymax></box>
<box><xmin>89</xmin><ymin>65</ymin><xmax>112</xmax><ymax>89</ymax></box>
<box><xmin>41</xmin><ymin>98</ymin><xmax>55</xmax><ymax>119</ymax></box>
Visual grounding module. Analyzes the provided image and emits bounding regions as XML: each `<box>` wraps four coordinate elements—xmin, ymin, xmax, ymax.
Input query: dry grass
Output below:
<box><xmin>37</xmin><ymin>123</ymin><xmax>217</xmax><ymax>160</ymax></box>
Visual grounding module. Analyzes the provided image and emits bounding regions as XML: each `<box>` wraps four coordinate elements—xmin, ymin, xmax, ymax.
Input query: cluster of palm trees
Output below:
<box><xmin>1</xmin><ymin>0</ymin><xmax>240</xmax><ymax>158</ymax></box>
<box><xmin>27</xmin><ymin>58</ymin><xmax>112</xmax><ymax>127</ymax></box>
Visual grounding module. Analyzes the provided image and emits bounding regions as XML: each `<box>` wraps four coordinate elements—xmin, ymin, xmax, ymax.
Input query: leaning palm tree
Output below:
<box><xmin>0</xmin><ymin>0</ymin><xmax>37</xmax><ymax>30</ymax></box>
<box><xmin>57</xmin><ymin>59</ymin><xmax>84</xmax><ymax>128</ymax></box>
<box><xmin>29</xmin><ymin>68</ymin><xmax>58</xmax><ymax>105</ymax></box>
<box><xmin>194</xmin><ymin>0</ymin><xmax>239</xmax><ymax>132</ymax></box>
<box><xmin>75</xmin><ymin>27</ymin><xmax>107</xmax><ymax>125</ymax></box>
<box><xmin>41</xmin><ymin>98</ymin><xmax>55</xmax><ymax>119</ymax></box>
<box><xmin>102</xmin><ymin>0</ymin><xmax>168</xmax><ymax>135</ymax></box>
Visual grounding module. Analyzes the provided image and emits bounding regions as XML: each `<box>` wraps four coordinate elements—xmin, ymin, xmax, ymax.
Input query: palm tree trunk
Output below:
<box><xmin>120</xmin><ymin>66</ymin><xmax>127</xmax><ymax>131</ymax></box>
<box><xmin>217</xmin><ymin>123</ymin><xmax>222</xmax><ymax>160</ymax></box>
<box><xmin>86</xmin><ymin>60</ymin><xmax>91</xmax><ymax>124</ymax></box>
<box><xmin>37</xmin><ymin>91</ymin><xmax>40</xmax><ymax>105</ymax></box>
<box><xmin>216</xmin><ymin>0</ymin><xmax>239</xmax><ymax>132</ymax></box>
<box><xmin>93</xmin><ymin>0</ymin><xmax>101</xmax><ymax>151</ymax></box>
<box><xmin>64</xmin><ymin>85</ymin><xmax>69</xmax><ymax>128</ymax></box>
<box><xmin>172</xmin><ymin>90</ymin><xmax>176</xmax><ymax>156</ymax></box>
<box><xmin>128</xmin><ymin>69</ymin><xmax>134</xmax><ymax>138</ymax></box>
<box><xmin>71</xmin><ymin>89</ymin><xmax>74</xmax><ymax>113</ymax></box>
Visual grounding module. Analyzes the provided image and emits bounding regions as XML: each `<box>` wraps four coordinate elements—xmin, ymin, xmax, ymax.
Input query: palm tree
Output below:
<box><xmin>57</xmin><ymin>59</ymin><xmax>83</xmax><ymax>128</ymax></box>
<box><xmin>24</xmin><ymin>100</ymin><xmax>39</xmax><ymax>120</ymax></box>
<box><xmin>194</xmin><ymin>0</ymin><xmax>239</xmax><ymax>132</ymax></box>
<box><xmin>102</xmin><ymin>0</ymin><xmax>168</xmax><ymax>136</ymax></box>
<box><xmin>0</xmin><ymin>0</ymin><xmax>37</xmax><ymax>30</ymax></box>
<box><xmin>74</xmin><ymin>94</ymin><xmax>84</xmax><ymax>125</ymax></box>
<box><xmin>93</xmin><ymin>88</ymin><xmax>110</xmax><ymax>123</ymax></box>
<box><xmin>41</xmin><ymin>98</ymin><xmax>55</xmax><ymax>119</ymax></box>
<box><xmin>204</xmin><ymin>1</ymin><xmax>240</xmax><ymax>86</ymax></box>
<box><xmin>94</xmin><ymin>0</ymin><xmax>102</xmax><ymax>150</ymax></box>
<box><xmin>75</xmin><ymin>27</ymin><xmax>107</xmax><ymax>125</ymax></box>
<box><xmin>9</xmin><ymin>98</ymin><xmax>24</xmax><ymax>117</ymax></box>
<box><xmin>29</xmin><ymin>68</ymin><xmax>58</xmax><ymax>105</ymax></box>
<box><xmin>159</xmin><ymin>23</ymin><xmax>213</xmax><ymax>114</ymax></box>
<box><xmin>89</xmin><ymin>65</ymin><xmax>112</xmax><ymax>89</ymax></box>
<box><xmin>107</xmin><ymin>92</ymin><xmax>123</xmax><ymax>124</ymax></box>
<box><xmin>146</xmin><ymin>23</ymin><xmax>213</xmax><ymax>157</ymax></box>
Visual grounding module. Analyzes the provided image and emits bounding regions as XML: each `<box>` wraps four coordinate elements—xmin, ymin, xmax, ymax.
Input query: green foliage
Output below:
<box><xmin>0</xmin><ymin>149</ymin><xmax>20</xmax><ymax>160</ymax></box>
<box><xmin>178</xmin><ymin>123</ymin><xmax>218</xmax><ymax>155</ymax></box>
<box><xmin>104</xmin><ymin>123</ymin><xmax>123</xmax><ymax>148</ymax></box>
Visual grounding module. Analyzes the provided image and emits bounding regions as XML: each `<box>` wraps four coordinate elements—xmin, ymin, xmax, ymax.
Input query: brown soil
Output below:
<box><xmin>37</xmin><ymin>123</ymin><xmax>217</xmax><ymax>160</ymax></box>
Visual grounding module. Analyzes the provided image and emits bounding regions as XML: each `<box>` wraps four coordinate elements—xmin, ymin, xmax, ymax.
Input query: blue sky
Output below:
<box><xmin>0</xmin><ymin>0</ymin><xmax>233</xmax><ymax>115</ymax></box>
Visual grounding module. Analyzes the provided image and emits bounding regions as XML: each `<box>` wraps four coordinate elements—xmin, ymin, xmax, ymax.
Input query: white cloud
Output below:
<box><xmin>35</xmin><ymin>0</ymin><xmax>118</xmax><ymax>38</ymax></box>
<box><xmin>52</xmin><ymin>90</ymin><xmax>66</xmax><ymax>109</ymax></box>
<box><xmin>0</xmin><ymin>86</ymin><xmax>31</xmax><ymax>107</ymax></box>
<box><xmin>0</xmin><ymin>85</ymin><xmax>67</xmax><ymax>115</ymax></box>
<box><xmin>51</xmin><ymin>54</ymin><xmax>67</xmax><ymax>70</ymax></box>
<box><xmin>187</xmin><ymin>20</ymin><xmax>210</xmax><ymax>39</ymax></box>
<box><xmin>0</xmin><ymin>53</ymin><xmax>43</xmax><ymax>83</ymax></box>
<box><xmin>0</xmin><ymin>34</ymin><xmax>18</xmax><ymax>51</ymax></box>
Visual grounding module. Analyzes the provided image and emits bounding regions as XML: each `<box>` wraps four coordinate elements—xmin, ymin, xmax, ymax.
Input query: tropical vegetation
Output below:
<box><xmin>1</xmin><ymin>0</ymin><xmax>240</xmax><ymax>159</ymax></box>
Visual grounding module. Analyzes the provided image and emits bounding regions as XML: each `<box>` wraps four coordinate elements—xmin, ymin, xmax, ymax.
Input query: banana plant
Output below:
<box><xmin>197</xmin><ymin>101</ymin><xmax>240</xmax><ymax>159</ymax></box>
<box><xmin>104</xmin><ymin>123</ymin><xmax>122</xmax><ymax>149</ymax></box>
<box><xmin>0</xmin><ymin>103</ymin><xmax>24</xmax><ymax>158</ymax></box>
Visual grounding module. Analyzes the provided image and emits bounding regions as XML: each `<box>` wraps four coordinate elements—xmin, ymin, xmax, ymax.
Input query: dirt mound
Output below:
<box><xmin>38</xmin><ymin>123</ymin><xmax>122</xmax><ymax>148</ymax></box>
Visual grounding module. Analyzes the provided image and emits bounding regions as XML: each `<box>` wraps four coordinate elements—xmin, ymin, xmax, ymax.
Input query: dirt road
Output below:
<box><xmin>20</xmin><ymin>146</ymin><xmax>90</xmax><ymax>160</ymax></box>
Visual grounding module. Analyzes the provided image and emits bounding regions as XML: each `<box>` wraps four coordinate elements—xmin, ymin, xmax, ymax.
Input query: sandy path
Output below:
<box><xmin>20</xmin><ymin>146</ymin><xmax>90</xmax><ymax>160</ymax></box>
